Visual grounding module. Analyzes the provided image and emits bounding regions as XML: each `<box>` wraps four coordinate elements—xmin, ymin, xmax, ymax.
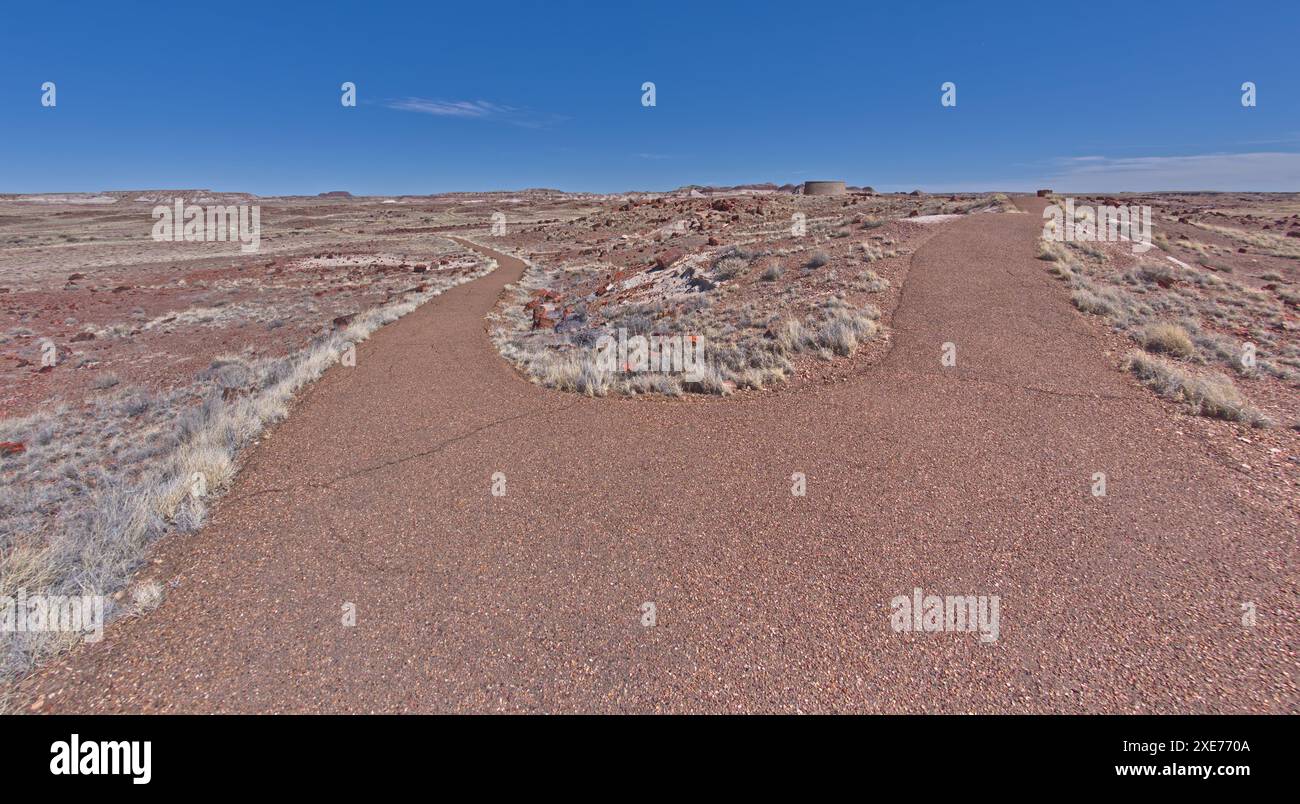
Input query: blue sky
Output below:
<box><xmin>2</xmin><ymin>0</ymin><xmax>1297</xmax><ymax>194</ymax></box>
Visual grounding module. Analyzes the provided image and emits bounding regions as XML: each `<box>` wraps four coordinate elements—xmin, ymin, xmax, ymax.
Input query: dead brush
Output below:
<box><xmin>1139</xmin><ymin>322</ymin><xmax>1195</xmax><ymax>357</ymax></box>
<box><xmin>1126</xmin><ymin>351</ymin><xmax>1267</xmax><ymax>425</ymax></box>
<box><xmin>854</xmin><ymin>269</ymin><xmax>889</xmax><ymax>293</ymax></box>
<box><xmin>1037</xmin><ymin>238</ymin><xmax>1070</xmax><ymax>263</ymax></box>
<box><xmin>1071</xmin><ymin>288</ymin><xmax>1117</xmax><ymax>317</ymax></box>
<box><xmin>712</xmin><ymin>256</ymin><xmax>750</xmax><ymax>282</ymax></box>
<box><xmin>817</xmin><ymin>308</ymin><xmax>879</xmax><ymax>356</ymax></box>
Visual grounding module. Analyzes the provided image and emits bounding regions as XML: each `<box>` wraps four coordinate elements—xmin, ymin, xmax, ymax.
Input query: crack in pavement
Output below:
<box><xmin>225</xmin><ymin>399</ymin><xmax>582</xmax><ymax>504</ymax></box>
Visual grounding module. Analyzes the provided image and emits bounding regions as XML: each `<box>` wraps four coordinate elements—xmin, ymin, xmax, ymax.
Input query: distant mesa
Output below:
<box><xmin>1036</xmin><ymin>189</ymin><xmax>1053</xmax><ymax>197</ymax></box>
<box><xmin>10</xmin><ymin>189</ymin><xmax>261</xmax><ymax>205</ymax></box>
<box><xmin>673</xmin><ymin>183</ymin><xmax>780</xmax><ymax>196</ymax></box>
<box><xmin>802</xmin><ymin>180</ymin><xmax>846</xmax><ymax>196</ymax></box>
<box><xmin>318</xmin><ymin>191</ymin><xmax>353</xmax><ymax>198</ymax></box>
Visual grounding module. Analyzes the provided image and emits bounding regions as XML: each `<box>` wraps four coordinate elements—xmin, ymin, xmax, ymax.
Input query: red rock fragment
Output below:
<box><xmin>652</xmin><ymin>249</ymin><xmax>683</xmax><ymax>271</ymax></box>
<box><xmin>530</xmin><ymin>306</ymin><xmax>556</xmax><ymax>330</ymax></box>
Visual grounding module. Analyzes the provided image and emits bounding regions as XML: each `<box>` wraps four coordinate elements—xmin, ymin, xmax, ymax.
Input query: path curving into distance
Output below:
<box><xmin>21</xmin><ymin>203</ymin><xmax>1295</xmax><ymax>713</ymax></box>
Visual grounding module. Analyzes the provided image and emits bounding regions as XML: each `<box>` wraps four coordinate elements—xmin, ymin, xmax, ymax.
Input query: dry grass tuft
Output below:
<box><xmin>1071</xmin><ymin>288</ymin><xmax>1116</xmax><ymax>316</ymax></box>
<box><xmin>1139</xmin><ymin>322</ymin><xmax>1195</xmax><ymax>357</ymax></box>
<box><xmin>815</xmin><ymin>306</ymin><xmax>880</xmax><ymax>356</ymax></box>
<box><xmin>1125</xmin><ymin>351</ymin><xmax>1267</xmax><ymax>425</ymax></box>
<box><xmin>854</xmin><ymin>269</ymin><xmax>889</xmax><ymax>293</ymax></box>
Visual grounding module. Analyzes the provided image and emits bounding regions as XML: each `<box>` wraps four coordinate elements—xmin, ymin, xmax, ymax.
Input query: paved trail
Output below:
<box><xmin>24</xmin><ymin>199</ymin><xmax>1295</xmax><ymax>712</ymax></box>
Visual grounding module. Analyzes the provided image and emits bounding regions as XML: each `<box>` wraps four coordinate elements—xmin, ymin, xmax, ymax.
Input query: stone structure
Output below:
<box><xmin>802</xmin><ymin>180</ymin><xmax>846</xmax><ymax>196</ymax></box>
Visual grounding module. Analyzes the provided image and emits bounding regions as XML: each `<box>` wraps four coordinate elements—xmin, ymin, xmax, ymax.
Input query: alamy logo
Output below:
<box><xmin>1042</xmin><ymin>197</ymin><xmax>1151</xmax><ymax>254</ymax></box>
<box><xmin>593</xmin><ymin>328</ymin><xmax>705</xmax><ymax>381</ymax></box>
<box><xmin>1</xmin><ymin>588</ymin><xmax>104</xmax><ymax>643</ymax></box>
<box><xmin>151</xmin><ymin>199</ymin><xmax>261</xmax><ymax>253</ymax></box>
<box><xmin>889</xmin><ymin>588</ymin><xmax>1000</xmax><ymax>642</ymax></box>
<box><xmin>50</xmin><ymin>734</ymin><xmax>151</xmax><ymax>785</ymax></box>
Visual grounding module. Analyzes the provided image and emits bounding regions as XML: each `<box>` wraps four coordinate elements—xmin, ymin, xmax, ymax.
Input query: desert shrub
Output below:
<box><xmin>806</xmin><ymin>251</ymin><xmax>830</xmax><ymax>269</ymax></box>
<box><xmin>565</xmin><ymin>327</ymin><xmax>603</xmax><ymax>349</ymax></box>
<box><xmin>1072</xmin><ymin>240</ymin><xmax>1105</xmax><ymax>259</ymax></box>
<box><xmin>772</xmin><ymin>318</ymin><xmax>812</xmax><ymax>354</ymax></box>
<box><xmin>1046</xmin><ymin>262</ymin><xmax>1074</xmax><ymax>280</ymax></box>
<box><xmin>760</xmin><ymin>263</ymin><xmax>784</xmax><ymax>282</ymax></box>
<box><xmin>116</xmin><ymin>392</ymin><xmax>153</xmax><ymax>418</ymax></box>
<box><xmin>1071</xmin><ymin>289</ymin><xmax>1115</xmax><ymax>316</ymax></box>
<box><xmin>812</xmin><ymin>303</ymin><xmax>880</xmax><ymax>356</ymax></box>
<box><xmin>571</xmin><ymin>359</ymin><xmax>611</xmax><ymax>396</ymax></box>
<box><xmin>722</xmin><ymin>246</ymin><xmax>757</xmax><ymax>261</ymax></box>
<box><xmin>605</xmin><ymin>304</ymin><xmax>656</xmax><ymax>336</ymax></box>
<box><xmin>818</xmin><ymin>317</ymin><xmax>865</xmax><ymax>356</ymax></box>
<box><xmin>1037</xmin><ymin>241</ymin><xmax>1058</xmax><ymax>261</ymax></box>
<box><xmin>856</xmin><ymin>269</ymin><xmax>889</xmax><ymax>292</ymax></box>
<box><xmin>1126</xmin><ymin>351</ymin><xmax>1266</xmax><ymax>425</ymax></box>
<box><xmin>682</xmin><ymin>364</ymin><xmax>731</xmax><ymax>396</ymax></box>
<box><xmin>713</xmin><ymin>256</ymin><xmax>749</xmax><ymax>281</ymax></box>
<box><xmin>1137</xmin><ymin>262</ymin><xmax>1176</xmax><ymax>287</ymax></box>
<box><xmin>1139</xmin><ymin>323</ymin><xmax>1195</xmax><ymax>357</ymax></box>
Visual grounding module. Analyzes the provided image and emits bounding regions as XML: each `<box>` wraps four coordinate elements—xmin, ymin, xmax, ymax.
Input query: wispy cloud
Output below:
<box><xmin>385</xmin><ymin>98</ymin><xmax>513</xmax><ymax>118</ymax></box>
<box><xmin>1043</xmin><ymin>151</ymin><xmax>1300</xmax><ymax>191</ymax></box>
<box><xmin>383</xmin><ymin>97</ymin><xmax>564</xmax><ymax>129</ymax></box>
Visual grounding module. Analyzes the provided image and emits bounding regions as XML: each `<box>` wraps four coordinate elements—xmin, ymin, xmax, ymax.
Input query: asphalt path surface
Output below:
<box><xmin>21</xmin><ymin>199</ymin><xmax>1296</xmax><ymax>712</ymax></box>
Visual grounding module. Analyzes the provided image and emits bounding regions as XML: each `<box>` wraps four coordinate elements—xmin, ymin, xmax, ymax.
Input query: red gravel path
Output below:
<box><xmin>20</xmin><ymin>201</ymin><xmax>1296</xmax><ymax>713</ymax></box>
